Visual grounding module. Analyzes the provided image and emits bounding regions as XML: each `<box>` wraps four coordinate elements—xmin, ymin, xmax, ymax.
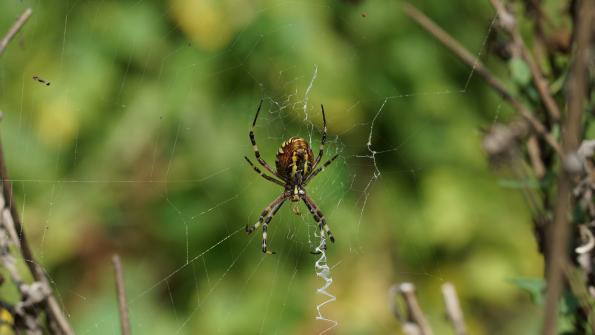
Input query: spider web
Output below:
<box><xmin>0</xmin><ymin>0</ymin><xmax>532</xmax><ymax>334</ymax></box>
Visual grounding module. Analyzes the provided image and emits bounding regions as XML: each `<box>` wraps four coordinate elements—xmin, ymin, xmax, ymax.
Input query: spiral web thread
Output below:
<box><xmin>314</xmin><ymin>236</ymin><xmax>338</xmax><ymax>334</ymax></box>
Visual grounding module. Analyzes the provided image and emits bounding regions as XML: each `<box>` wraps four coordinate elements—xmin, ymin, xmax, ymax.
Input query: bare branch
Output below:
<box><xmin>401</xmin><ymin>3</ymin><xmax>509</xmax><ymax>99</ymax></box>
<box><xmin>401</xmin><ymin>2</ymin><xmax>562</xmax><ymax>156</ymax></box>
<box><xmin>441</xmin><ymin>283</ymin><xmax>467</xmax><ymax>335</ymax></box>
<box><xmin>0</xmin><ymin>8</ymin><xmax>32</xmax><ymax>56</ymax></box>
<box><xmin>563</xmin><ymin>264</ymin><xmax>595</xmax><ymax>334</ymax></box>
<box><xmin>489</xmin><ymin>0</ymin><xmax>561</xmax><ymax>121</ymax></box>
<box><xmin>0</xmin><ymin>136</ymin><xmax>74</xmax><ymax>335</ymax></box>
<box><xmin>0</xmin><ymin>211</ymin><xmax>43</xmax><ymax>335</ymax></box>
<box><xmin>0</xmin><ymin>10</ymin><xmax>76</xmax><ymax>333</ymax></box>
<box><xmin>112</xmin><ymin>255</ymin><xmax>131</xmax><ymax>335</ymax></box>
<box><xmin>543</xmin><ymin>0</ymin><xmax>594</xmax><ymax>334</ymax></box>
<box><xmin>527</xmin><ymin>136</ymin><xmax>546</xmax><ymax>179</ymax></box>
<box><xmin>0</xmin><ymin>11</ymin><xmax>75</xmax><ymax>329</ymax></box>
<box><xmin>391</xmin><ymin>283</ymin><xmax>434</xmax><ymax>335</ymax></box>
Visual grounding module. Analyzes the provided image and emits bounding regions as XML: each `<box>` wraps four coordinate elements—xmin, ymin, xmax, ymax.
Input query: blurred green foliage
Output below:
<box><xmin>0</xmin><ymin>0</ymin><xmax>545</xmax><ymax>334</ymax></box>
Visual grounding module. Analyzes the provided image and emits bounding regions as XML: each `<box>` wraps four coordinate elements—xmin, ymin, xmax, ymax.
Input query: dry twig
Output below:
<box><xmin>543</xmin><ymin>0</ymin><xmax>594</xmax><ymax>334</ymax></box>
<box><xmin>390</xmin><ymin>283</ymin><xmax>433</xmax><ymax>335</ymax></box>
<box><xmin>0</xmin><ymin>8</ymin><xmax>74</xmax><ymax>335</ymax></box>
<box><xmin>0</xmin><ymin>203</ymin><xmax>44</xmax><ymax>335</ymax></box>
<box><xmin>112</xmin><ymin>255</ymin><xmax>131</xmax><ymax>335</ymax></box>
<box><xmin>489</xmin><ymin>0</ymin><xmax>561</xmax><ymax>121</ymax></box>
<box><xmin>527</xmin><ymin>136</ymin><xmax>546</xmax><ymax>179</ymax></box>
<box><xmin>0</xmin><ymin>128</ymin><xmax>73</xmax><ymax>335</ymax></box>
<box><xmin>562</xmin><ymin>264</ymin><xmax>595</xmax><ymax>335</ymax></box>
<box><xmin>0</xmin><ymin>8</ymin><xmax>32</xmax><ymax>56</ymax></box>
<box><xmin>441</xmin><ymin>283</ymin><xmax>467</xmax><ymax>335</ymax></box>
<box><xmin>401</xmin><ymin>2</ymin><xmax>562</xmax><ymax>156</ymax></box>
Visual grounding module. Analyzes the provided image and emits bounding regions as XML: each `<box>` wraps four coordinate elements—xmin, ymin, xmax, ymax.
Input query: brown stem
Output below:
<box><xmin>543</xmin><ymin>0</ymin><xmax>594</xmax><ymax>334</ymax></box>
<box><xmin>401</xmin><ymin>2</ymin><xmax>562</xmax><ymax>156</ymax></box>
<box><xmin>0</xmin><ymin>140</ymin><xmax>74</xmax><ymax>335</ymax></box>
<box><xmin>441</xmin><ymin>283</ymin><xmax>467</xmax><ymax>335</ymax></box>
<box><xmin>398</xmin><ymin>283</ymin><xmax>434</xmax><ymax>335</ymax></box>
<box><xmin>528</xmin><ymin>136</ymin><xmax>546</xmax><ymax>178</ymax></box>
<box><xmin>489</xmin><ymin>0</ymin><xmax>561</xmax><ymax>121</ymax></box>
<box><xmin>113</xmin><ymin>255</ymin><xmax>131</xmax><ymax>335</ymax></box>
<box><xmin>563</xmin><ymin>264</ymin><xmax>595</xmax><ymax>334</ymax></box>
<box><xmin>0</xmin><ymin>8</ymin><xmax>32</xmax><ymax>56</ymax></box>
<box><xmin>0</xmin><ymin>8</ymin><xmax>74</xmax><ymax>335</ymax></box>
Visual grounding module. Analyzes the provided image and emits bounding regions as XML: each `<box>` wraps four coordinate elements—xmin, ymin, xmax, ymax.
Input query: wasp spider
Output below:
<box><xmin>244</xmin><ymin>101</ymin><xmax>339</xmax><ymax>254</ymax></box>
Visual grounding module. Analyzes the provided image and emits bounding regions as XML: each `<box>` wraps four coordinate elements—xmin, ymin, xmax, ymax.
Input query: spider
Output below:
<box><xmin>244</xmin><ymin>101</ymin><xmax>339</xmax><ymax>254</ymax></box>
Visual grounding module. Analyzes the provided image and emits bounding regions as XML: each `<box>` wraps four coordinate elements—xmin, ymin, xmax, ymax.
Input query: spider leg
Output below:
<box><xmin>249</xmin><ymin>100</ymin><xmax>279</xmax><ymax>177</ymax></box>
<box><xmin>244</xmin><ymin>156</ymin><xmax>284</xmax><ymax>186</ymax></box>
<box><xmin>261</xmin><ymin>198</ymin><xmax>287</xmax><ymax>254</ymax></box>
<box><xmin>245</xmin><ymin>194</ymin><xmax>287</xmax><ymax>255</ymax></box>
<box><xmin>302</xmin><ymin>193</ymin><xmax>335</xmax><ymax>244</ymax></box>
<box><xmin>245</xmin><ymin>194</ymin><xmax>285</xmax><ymax>233</ymax></box>
<box><xmin>304</xmin><ymin>153</ymin><xmax>339</xmax><ymax>185</ymax></box>
<box><xmin>311</xmin><ymin>104</ymin><xmax>327</xmax><ymax>171</ymax></box>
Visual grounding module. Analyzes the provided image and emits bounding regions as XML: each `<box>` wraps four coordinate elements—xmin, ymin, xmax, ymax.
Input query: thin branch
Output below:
<box><xmin>398</xmin><ymin>283</ymin><xmax>434</xmax><ymax>335</ymax></box>
<box><xmin>0</xmin><ymin>8</ymin><xmax>32</xmax><ymax>56</ymax></box>
<box><xmin>112</xmin><ymin>255</ymin><xmax>131</xmax><ymax>335</ymax></box>
<box><xmin>401</xmin><ymin>2</ymin><xmax>562</xmax><ymax>156</ymax></box>
<box><xmin>510</xmin><ymin>102</ymin><xmax>561</xmax><ymax>156</ymax></box>
<box><xmin>0</xmin><ymin>202</ymin><xmax>44</xmax><ymax>335</ymax></box>
<box><xmin>0</xmin><ymin>9</ymin><xmax>74</xmax><ymax>334</ymax></box>
<box><xmin>543</xmin><ymin>0</ymin><xmax>594</xmax><ymax>334</ymax></box>
<box><xmin>563</xmin><ymin>264</ymin><xmax>595</xmax><ymax>335</ymax></box>
<box><xmin>489</xmin><ymin>0</ymin><xmax>561</xmax><ymax>121</ymax></box>
<box><xmin>441</xmin><ymin>283</ymin><xmax>467</xmax><ymax>335</ymax></box>
<box><xmin>388</xmin><ymin>284</ymin><xmax>403</xmax><ymax>321</ymax></box>
<box><xmin>0</xmin><ymin>139</ymin><xmax>74</xmax><ymax>335</ymax></box>
<box><xmin>527</xmin><ymin>136</ymin><xmax>546</xmax><ymax>179</ymax></box>
<box><xmin>402</xmin><ymin>3</ymin><xmax>509</xmax><ymax>99</ymax></box>
<box><xmin>516</xmin><ymin>36</ymin><xmax>561</xmax><ymax>121</ymax></box>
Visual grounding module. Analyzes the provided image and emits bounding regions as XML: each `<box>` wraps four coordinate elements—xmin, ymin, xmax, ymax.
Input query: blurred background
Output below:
<box><xmin>0</xmin><ymin>0</ymin><xmax>546</xmax><ymax>334</ymax></box>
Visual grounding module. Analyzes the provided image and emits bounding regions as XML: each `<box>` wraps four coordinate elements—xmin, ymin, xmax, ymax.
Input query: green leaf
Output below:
<box><xmin>509</xmin><ymin>58</ymin><xmax>532</xmax><ymax>86</ymax></box>
<box><xmin>508</xmin><ymin>277</ymin><xmax>545</xmax><ymax>305</ymax></box>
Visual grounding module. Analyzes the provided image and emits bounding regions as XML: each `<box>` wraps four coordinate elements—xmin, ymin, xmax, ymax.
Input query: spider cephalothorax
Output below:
<box><xmin>244</xmin><ymin>101</ymin><xmax>338</xmax><ymax>254</ymax></box>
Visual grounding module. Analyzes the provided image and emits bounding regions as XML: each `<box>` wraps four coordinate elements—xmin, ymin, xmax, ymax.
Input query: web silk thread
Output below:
<box><xmin>314</xmin><ymin>236</ymin><xmax>338</xmax><ymax>334</ymax></box>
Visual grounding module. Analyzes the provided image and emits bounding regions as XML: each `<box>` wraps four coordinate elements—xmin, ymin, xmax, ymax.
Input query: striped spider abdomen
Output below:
<box><xmin>275</xmin><ymin>137</ymin><xmax>314</xmax><ymax>183</ymax></box>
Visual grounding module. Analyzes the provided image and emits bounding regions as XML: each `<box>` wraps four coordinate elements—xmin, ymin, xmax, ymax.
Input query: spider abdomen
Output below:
<box><xmin>275</xmin><ymin>137</ymin><xmax>314</xmax><ymax>182</ymax></box>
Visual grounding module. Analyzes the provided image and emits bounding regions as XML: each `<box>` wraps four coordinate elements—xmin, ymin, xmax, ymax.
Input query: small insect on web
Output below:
<box><xmin>32</xmin><ymin>75</ymin><xmax>50</xmax><ymax>86</ymax></box>
<box><xmin>244</xmin><ymin>100</ymin><xmax>339</xmax><ymax>254</ymax></box>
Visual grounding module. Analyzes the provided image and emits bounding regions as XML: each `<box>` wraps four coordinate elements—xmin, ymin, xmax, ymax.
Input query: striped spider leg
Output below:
<box><xmin>245</xmin><ymin>194</ymin><xmax>287</xmax><ymax>254</ymax></box>
<box><xmin>244</xmin><ymin>156</ymin><xmax>284</xmax><ymax>186</ymax></box>
<box><xmin>249</xmin><ymin>100</ymin><xmax>280</xmax><ymax>178</ymax></box>
<box><xmin>311</xmin><ymin>104</ymin><xmax>328</xmax><ymax>170</ymax></box>
<box><xmin>302</xmin><ymin>192</ymin><xmax>335</xmax><ymax>254</ymax></box>
<box><xmin>304</xmin><ymin>153</ymin><xmax>339</xmax><ymax>185</ymax></box>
